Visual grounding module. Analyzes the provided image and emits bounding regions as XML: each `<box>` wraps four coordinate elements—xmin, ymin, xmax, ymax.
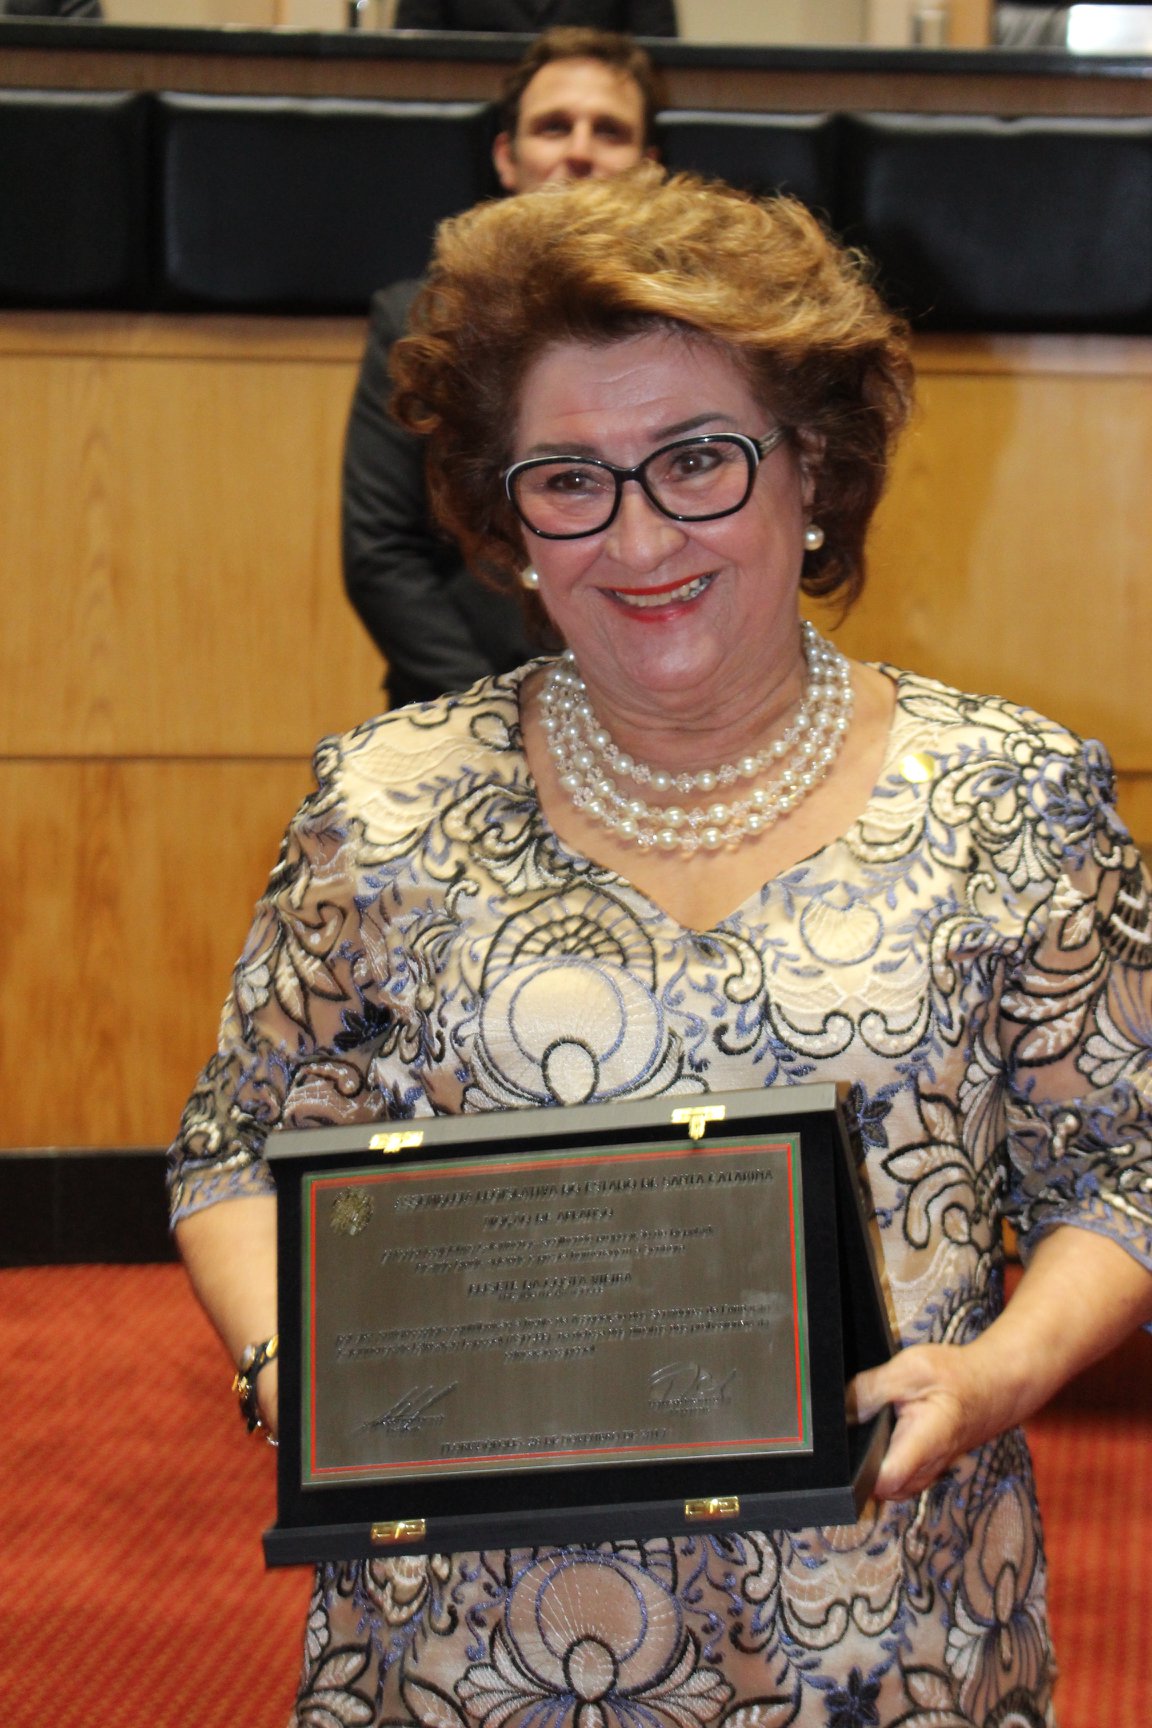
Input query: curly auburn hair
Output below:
<box><xmin>390</xmin><ymin>166</ymin><xmax>914</xmax><ymax>612</ymax></box>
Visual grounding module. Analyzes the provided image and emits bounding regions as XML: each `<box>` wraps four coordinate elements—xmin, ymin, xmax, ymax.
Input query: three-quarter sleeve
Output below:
<box><xmin>167</xmin><ymin>743</ymin><xmax>385</xmax><ymax>1222</ymax></box>
<box><xmin>996</xmin><ymin>734</ymin><xmax>1152</xmax><ymax>1271</ymax></box>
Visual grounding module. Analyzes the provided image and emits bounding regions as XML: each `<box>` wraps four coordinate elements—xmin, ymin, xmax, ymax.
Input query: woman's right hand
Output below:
<box><xmin>174</xmin><ymin>1194</ymin><xmax>280</xmax><ymax>1442</ymax></box>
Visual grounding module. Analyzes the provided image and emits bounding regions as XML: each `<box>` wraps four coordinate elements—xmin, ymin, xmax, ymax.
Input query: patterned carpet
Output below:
<box><xmin>1</xmin><ymin>1265</ymin><xmax>309</xmax><ymax>1728</ymax></box>
<box><xmin>1</xmin><ymin>1263</ymin><xmax>1148</xmax><ymax>1728</ymax></box>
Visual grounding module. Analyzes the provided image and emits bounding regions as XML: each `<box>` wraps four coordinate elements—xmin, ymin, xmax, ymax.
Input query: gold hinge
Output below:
<box><xmin>671</xmin><ymin>1104</ymin><xmax>726</xmax><ymax>1141</ymax></box>
<box><xmin>684</xmin><ymin>1496</ymin><xmax>740</xmax><ymax>1522</ymax></box>
<box><xmin>371</xmin><ymin>1518</ymin><xmax>426</xmax><ymax>1545</ymax></box>
<box><xmin>369</xmin><ymin>1130</ymin><xmax>425</xmax><ymax>1156</ymax></box>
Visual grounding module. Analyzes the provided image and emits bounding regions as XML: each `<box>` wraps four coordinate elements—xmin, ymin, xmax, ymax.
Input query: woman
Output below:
<box><xmin>171</xmin><ymin>169</ymin><xmax>1152</xmax><ymax>1726</ymax></box>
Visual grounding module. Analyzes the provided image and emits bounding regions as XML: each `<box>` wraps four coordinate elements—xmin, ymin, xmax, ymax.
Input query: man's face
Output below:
<box><xmin>492</xmin><ymin>57</ymin><xmax>652</xmax><ymax>195</ymax></box>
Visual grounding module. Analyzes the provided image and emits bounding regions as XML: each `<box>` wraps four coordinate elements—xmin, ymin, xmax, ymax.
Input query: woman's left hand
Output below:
<box><xmin>848</xmin><ymin>1225</ymin><xmax>1152</xmax><ymax>1501</ymax></box>
<box><xmin>847</xmin><ymin>1343</ymin><xmax>1010</xmax><ymax>1500</ymax></box>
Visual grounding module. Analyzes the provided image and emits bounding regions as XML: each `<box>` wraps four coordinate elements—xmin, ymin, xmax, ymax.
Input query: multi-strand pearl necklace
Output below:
<box><xmin>539</xmin><ymin>621</ymin><xmax>853</xmax><ymax>854</ymax></box>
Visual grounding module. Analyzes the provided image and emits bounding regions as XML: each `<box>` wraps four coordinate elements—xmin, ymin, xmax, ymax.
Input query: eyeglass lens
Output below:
<box><xmin>511</xmin><ymin>437</ymin><xmax>755</xmax><ymax>537</ymax></box>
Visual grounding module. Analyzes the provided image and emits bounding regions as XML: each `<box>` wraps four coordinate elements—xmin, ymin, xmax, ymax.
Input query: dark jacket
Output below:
<box><xmin>393</xmin><ymin>0</ymin><xmax>677</xmax><ymax>34</ymax></box>
<box><xmin>1</xmin><ymin>0</ymin><xmax>103</xmax><ymax>13</ymax></box>
<box><xmin>342</xmin><ymin>280</ymin><xmax>549</xmax><ymax>707</ymax></box>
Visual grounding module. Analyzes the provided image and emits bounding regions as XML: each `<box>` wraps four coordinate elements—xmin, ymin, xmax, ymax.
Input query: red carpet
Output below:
<box><xmin>1025</xmin><ymin>1362</ymin><xmax>1152</xmax><ymax>1726</ymax></box>
<box><xmin>0</xmin><ymin>1265</ymin><xmax>310</xmax><ymax>1728</ymax></box>
<box><xmin>1</xmin><ymin>1263</ymin><xmax>1149</xmax><ymax>1728</ymax></box>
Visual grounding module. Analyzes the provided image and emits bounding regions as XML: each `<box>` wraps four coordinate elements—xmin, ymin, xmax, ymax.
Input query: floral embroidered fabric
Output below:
<box><xmin>169</xmin><ymin>664</ymin><xmax>1152</xmax><ymax>1728</ymax></box>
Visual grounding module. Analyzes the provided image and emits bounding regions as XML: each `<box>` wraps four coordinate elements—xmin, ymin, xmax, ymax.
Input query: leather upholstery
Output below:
<box><xmin>836</xmin><ymin>112</ymin><xmax>1152</xmax><ymax>331</ymax></box>
<box><xmin>3</xmin><ymin>88</ymin><xmax>1151</xmax><ymax>331</ymax></box>
<box><xmin>0</xmin><ymin>89</ymin><xmax>151</xmax><ymax>306</ymax></box>
<box><xmin>156</xmin><ymin>93</ymin><xmax>497</xmax><ymax>311</ymax></box>
<box><xmin>658</xmin><ymin>109</ymin><xmax>836</xmax><ymax>215</ymax></box>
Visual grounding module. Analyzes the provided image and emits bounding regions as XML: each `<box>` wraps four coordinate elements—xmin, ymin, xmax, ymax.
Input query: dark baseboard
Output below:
<box><xmin>0</xmin><ymin>1148</ymin><xmax>176</xmax><ymax>1267</ymax></box>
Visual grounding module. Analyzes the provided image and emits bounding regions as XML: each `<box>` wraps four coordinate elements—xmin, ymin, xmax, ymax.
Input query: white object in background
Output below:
<box><xmin>1067</xmin><ymin>4</ymin><xmax>1152</xmax><ymax>52</ymax></box>
<box><xmin>913</xmin><ymin>1</ymin><xmax>950</xmax><ymax>44</ymax></box>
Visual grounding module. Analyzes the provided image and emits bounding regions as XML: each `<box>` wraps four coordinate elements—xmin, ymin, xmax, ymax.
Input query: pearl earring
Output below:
<box><xmin>803</xmin><ymin>523</ymin><xmax>825</xmax><ymax>552</ymax></box>
<box><xmin>519</xmin><ymin>565</ymin><xmax>540</xmax><ymax>590</ymax></box>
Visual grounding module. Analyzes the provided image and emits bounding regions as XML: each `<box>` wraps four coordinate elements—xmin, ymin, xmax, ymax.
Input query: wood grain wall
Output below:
<box><xmin>3</xmin><ymin>315</ymin><xmax>1149</xmax><ymax>1151</ymax></box>
<box><xmin>0</xmin><ymin>315</ymin><xmax>382</xmax><ymax>1151</ymax></box>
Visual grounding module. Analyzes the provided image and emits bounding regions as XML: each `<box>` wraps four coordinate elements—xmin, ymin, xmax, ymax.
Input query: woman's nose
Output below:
<box><xmin>603</xmin><ymin>480</ymin><xmax>686</xmax><ymax>570</ymax></box>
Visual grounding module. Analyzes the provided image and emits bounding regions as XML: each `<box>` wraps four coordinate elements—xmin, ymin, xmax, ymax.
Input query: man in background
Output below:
<box><xmin>341</xmin><ymin>27</ymin><xmax>664</xmax><ymax>707</ymax></box>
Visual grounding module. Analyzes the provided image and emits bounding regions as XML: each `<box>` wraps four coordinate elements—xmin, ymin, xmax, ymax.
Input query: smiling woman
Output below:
<box><xmin>503</xmin><ymin>328</ymin><xmax>865</xmax><ymax>888</ymax></box>
<box><xmin>171</xmin><ymin>167</ymin><xmax>1152</xmax><ymax>1727</ymax></box>
<box><xmin>393</xmin><ymin>170</ymin><xmax>908</xmax><ymax>616</ymax></box>
<box><xmin>389</xmin><ymin>169</ymin><xmax>912</xmax><ymax>923</ymax></box>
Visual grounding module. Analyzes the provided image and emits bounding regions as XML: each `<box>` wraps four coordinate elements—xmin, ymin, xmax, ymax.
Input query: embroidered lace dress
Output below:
<box><xmin>169</xmin><ymin>665</ymin><xmax>1152</xmax><ymax>1728</ymax></box>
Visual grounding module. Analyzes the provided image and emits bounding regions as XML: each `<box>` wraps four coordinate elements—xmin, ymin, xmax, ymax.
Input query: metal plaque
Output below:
<box><xmin>302</xmin><ymin>1135</ymin><xmax>810</xmax><ymax>1487</ymax></box>
<box><xmin>264</xmin><ymin>1084</ymin><xmax>896</xmax><ymax>1564</ymax></box>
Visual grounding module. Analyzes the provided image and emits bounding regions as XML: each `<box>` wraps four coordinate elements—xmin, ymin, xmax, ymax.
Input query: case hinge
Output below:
<box><xmin>684</xmin><ymin>1496</ymin><xmax>740</xmax><ymax>1522</ymax></box>
<box><xmin>670</xmin><ymin>1104</ymin><xmax>726</xmax><ymax>1141</ymax></box>
<box><xmin>371</xmin><ymin>1518</ymin><xmax>427</xmax><ymax>1545</ymax></box>
<box><xmin>369</xmin><ymin>1130</ymin><xmax>425</xmax><ymax>1156</ymax></box>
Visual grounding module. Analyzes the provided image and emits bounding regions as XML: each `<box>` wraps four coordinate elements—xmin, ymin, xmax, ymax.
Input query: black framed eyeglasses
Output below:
<box><xmin>503</xmin><ymin>427</ymin><xmax>789</xmax><ymax>541</ymax></box>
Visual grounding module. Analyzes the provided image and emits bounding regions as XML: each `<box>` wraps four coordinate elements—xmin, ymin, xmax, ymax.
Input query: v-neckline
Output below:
<box><xmin>511</xmin><ymin>662</ymin><xmax>916</xmax><ymax>938</ymax></box>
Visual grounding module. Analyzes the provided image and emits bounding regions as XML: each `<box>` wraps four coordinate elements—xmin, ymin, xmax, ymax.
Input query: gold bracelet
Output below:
<box><xmin>232</xmin><ymin>1333</ymin><xmax>279</xmax><ymax>1434</ymax></box>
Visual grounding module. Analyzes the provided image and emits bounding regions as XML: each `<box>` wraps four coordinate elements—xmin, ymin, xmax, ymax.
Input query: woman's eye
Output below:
<box><xmin>545</xmin><ymin>467</ymin><xmax>600</xmax><ymax>494</ymax></box>
<box><xmin>668</xmin><ymin>445</ymin><xmax>724</xmax><ymax>479</ymax></box>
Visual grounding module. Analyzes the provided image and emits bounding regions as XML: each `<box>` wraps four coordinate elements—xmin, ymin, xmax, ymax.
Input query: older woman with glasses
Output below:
<box><xmin>171</xmin><ymin>169</ymin><xmax>1152</xmax><ymax>1727</ymax></box>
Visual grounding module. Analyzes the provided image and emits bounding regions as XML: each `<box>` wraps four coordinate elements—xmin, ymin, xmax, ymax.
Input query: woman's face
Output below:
<box><xmin>512</xmin><ymin>330</ymin><xmax>814</xmax><ymax>726</ymax></box>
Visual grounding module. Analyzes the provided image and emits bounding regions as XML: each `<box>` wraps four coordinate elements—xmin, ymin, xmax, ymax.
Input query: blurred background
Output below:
<box><xmin>70</xmin><ymin>1</ymin><xmax>1152</xmax><ymax>53</ymax></box>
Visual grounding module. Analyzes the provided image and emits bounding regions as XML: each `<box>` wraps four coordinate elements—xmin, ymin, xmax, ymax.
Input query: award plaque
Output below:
<box><xmin>263</xmin><ymin>1082</ymin><xmax>893</xmax><ymax>1566</ymax></box>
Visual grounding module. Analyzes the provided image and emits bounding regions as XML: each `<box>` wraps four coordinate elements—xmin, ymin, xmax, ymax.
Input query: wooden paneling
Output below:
<box><xmin>674</xmin><ymin>0</ymin><xmax>866</xmax><ymax>48</ymax></box>
<box><xmin>0</xmin><ymin>314</ymin><xmax>384</xmax><ymax>1151</ymax></box>
<box><xmin>1115</xmin><ymin>775</ymin><xmax>1152</xmax><ymax>851</ymax></box>
<box><xmin>3</xmin><ymin>316</ymin><xmax>1151</xmax><ymax>1151</ymax></box>
<box><xmin>947</xmin><ymin>0</ymin><xmax>993</xmax><ymax>49</ymax></box>
<box><xmin>0</xmin><ymin>315</ymin><xmax>381</xmax><ymax>758</ymax></box>
<box><xmin>821</xmin><ymin>336</ymin><xmax>1152</xmax><ymax>778</ymax></box>
<box><xmin>2</xmin><ymin>759</ymin><xmax>315</xmax><ymax>1149</ymax></box>
<box><xmin>1115</xmin><ymin>775</ymin><xmax>1152</xmax><ymax>849</ymax></box>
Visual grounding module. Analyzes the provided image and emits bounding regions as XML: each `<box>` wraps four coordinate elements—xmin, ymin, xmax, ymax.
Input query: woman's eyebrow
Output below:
<box><xmin>520</xmin><ymin>414</ymin><xmax>741</xmax><ymax>461</ymax></box>
<box><xmin>656</xmin><ymin>412</ymin><xmax>740</xmax><ymax>440</ymax></box>
<box><xmin>520</xmin><ymin>440</ymin><xmax>602</xmax><ymax>459</ymax></box>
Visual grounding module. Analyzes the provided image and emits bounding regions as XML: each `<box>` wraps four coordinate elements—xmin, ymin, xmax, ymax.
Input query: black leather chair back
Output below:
<box><xmin>658</xmin><ymin>110</ymin><xmax>837</xmax><ymax>215</ymax></box>
<box><xmin>836</xmin><ymin>113</ymin><xmax>1152</xmax><ymax>331</ymax></box>
<box><xmin>4</xmin><ymin>88</ymin><xmax>1152</xmax><ymax>332</ymax></box>
<box><xmin>156</xmin><ymin>93</ymin><xmax>497</xmax><ymax>311</ymax></box>
<box><xmin>0</xmin><ymin>90</ymin><xmax>151</xmax><ymax>306</ymax></box>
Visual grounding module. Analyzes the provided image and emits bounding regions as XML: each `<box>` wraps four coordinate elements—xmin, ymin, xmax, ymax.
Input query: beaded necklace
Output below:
<box><xmin>539</xmin><ymin>621</ymin><xmax>853</xmax><ymax>854</ymax></box>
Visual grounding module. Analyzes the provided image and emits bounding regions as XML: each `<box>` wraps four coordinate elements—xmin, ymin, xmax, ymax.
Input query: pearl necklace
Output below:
<box><xmin>539</xmin><ymin>621</ymin><xmax>853</xmax><ymax>854</ymax></box>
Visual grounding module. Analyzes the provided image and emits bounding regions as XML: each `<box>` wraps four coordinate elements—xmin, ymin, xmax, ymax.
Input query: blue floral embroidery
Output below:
<box><xmin>169</xmin><ymin>667</ymin><xmax>1152</xmax><ymax>1728</ymax></box>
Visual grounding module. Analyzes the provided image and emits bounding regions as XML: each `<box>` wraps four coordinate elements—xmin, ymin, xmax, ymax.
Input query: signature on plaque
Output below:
<box><xmin>649</xmin><ymin>1363</ymin><xmax>737</xmax><ymax>1413</ymax></box>
<box><xmin>359</xmin><ymin>1382</ymin><xmax>458</xmax><ymax>1434</ymax></box>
